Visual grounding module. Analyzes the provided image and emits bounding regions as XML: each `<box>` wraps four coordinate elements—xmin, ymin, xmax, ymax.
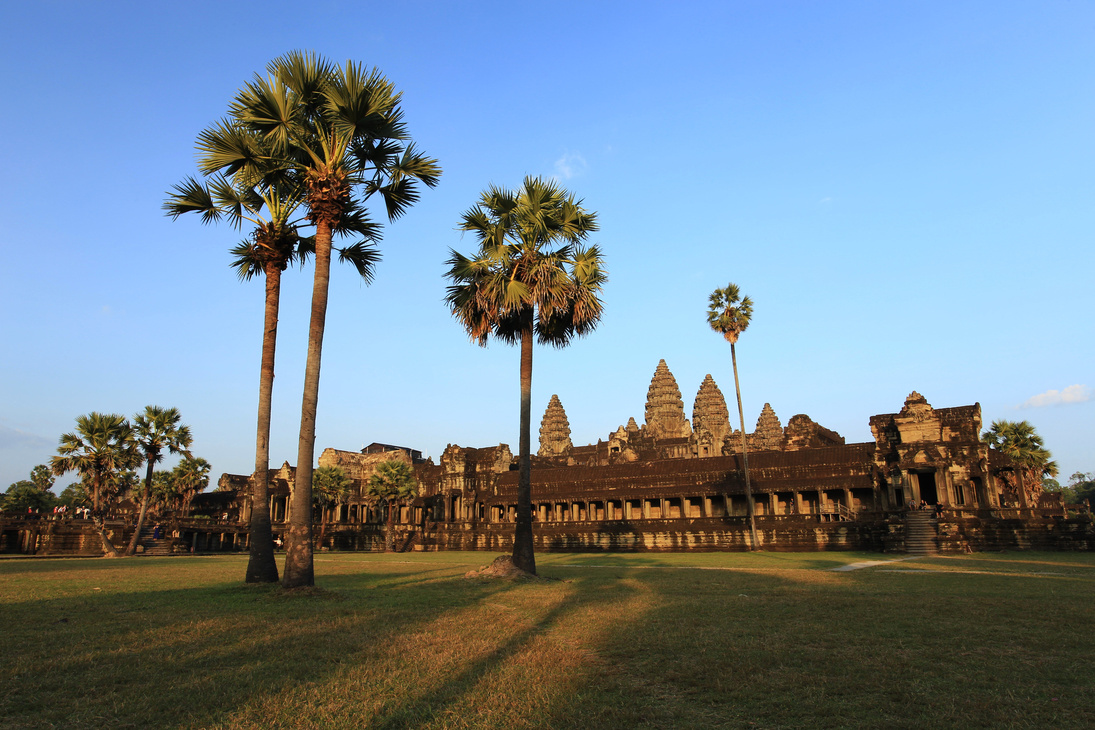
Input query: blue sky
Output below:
<box><xmin>2</xmin><ymin>1</ymin><xmax>1092</xmax><ymax>490</ymax></box>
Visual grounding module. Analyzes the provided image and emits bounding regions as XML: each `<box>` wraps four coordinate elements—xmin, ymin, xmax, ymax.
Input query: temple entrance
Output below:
<box><xmin>916</xmin><ymin>472</ymin><xmax>938</xmax><ymax>504</ymax></box>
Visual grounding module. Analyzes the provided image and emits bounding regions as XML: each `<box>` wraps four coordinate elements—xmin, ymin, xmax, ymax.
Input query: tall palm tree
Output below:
<box><xmin>365</xmin><ymin>460</ymin><xmax>419</xmax><ymax>553</ymax></box>
<box><xmin>213</xmin><ymin>51</ymin><xmax>441</xmax><ymax>587</ymax></box>
<box><xmin>167</xmin><ymin>121</ymin><xmax>380</xmax><ymax>584</ymax></box>
<box><xmin>707</xmin><ymin>283</ymin><xmax>759</xmax><ymax>549</ymax></box>
<box><xmin>982</xmin><ymin>420</ymin><xmax>1058</xmax><ymax>505</ymax></box>
<box><xmin>445</xmin><ymin>176</ymin><xmax>605</xmax><ymax>574</ymax></box>
<box><xmin>125</xmin><ymin>406</ymin><xmax>192</xmax><ymax>556</ymax></box>
<box><xmin>50</xmin><ymin>413</ymin><xmax>142</xmax><ymax>557</ymax></box>
<box><xmin>167</xmin><ymin>122</ymin><xmax>307</xmax><ymax>583</ymax></box>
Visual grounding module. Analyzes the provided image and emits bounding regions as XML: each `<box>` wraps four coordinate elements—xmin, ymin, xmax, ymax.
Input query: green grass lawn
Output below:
<box><xmin>1</xmin><ymin>551</ymin><xmax>1092</xmax><ymax>729</ymax></box>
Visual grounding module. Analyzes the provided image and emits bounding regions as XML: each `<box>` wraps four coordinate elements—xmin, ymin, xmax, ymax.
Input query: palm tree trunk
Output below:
<box><xmin>92</xmin><ymin>472</ymin><xmax>120</xmax><ymax>557</ymax></box>
<box><xmin>284</xmin><ymin>224</ymin><xmax>332</xmax><ymax>588</ymax></box>
<box><xmin>125</xmin><ymin>457</ymin><xmax>156</xmax><ymax>556</ymax></box>
<box><xmin>386</xmin><ymin>502</ymin><xmax>395</xmax><ymax>552</ymax></box>
<box><xmin>511</xmin><ymin>325</ymin><xmax>537</xmax><ymax>574</ymax></box>
<box><xmin>246</xmin><ymin>263</ymin><xmax>282</xmax><ymax>584</ymax></box>
<box><xmin>731</xmin><ymin>343</ymin><xmax>759</xmax><ymax>550</ymax></box>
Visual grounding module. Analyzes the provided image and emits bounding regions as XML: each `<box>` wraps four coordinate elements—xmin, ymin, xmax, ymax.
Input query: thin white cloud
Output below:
<box><xmin>0</xmin><ymin>424</ymin><xmax>54</xmax><ymax>450</ymax></box>
<box><xmin>554</xmin><ymin>151</ymin><xmax>587</xmax><ymax>180</ymax></box>
<box><xmin>1020</xmin><ymin>384</ymin><xmax>1092</xmax><ymax>408</ymax></box>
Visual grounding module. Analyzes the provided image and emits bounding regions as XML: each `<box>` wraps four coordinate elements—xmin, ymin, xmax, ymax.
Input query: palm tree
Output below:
<box><xmin>167</xmin><ymin>123</ymin><xmax>307</xmax><ymax>584</ymax></box>
<box><xmin>172</xmin><ymin>456</ymin><xmax>212</xmax><ymax>515</ymax></box>
<box><xmin>212</xmin><ymin>51</ymin><xmax>441</xmax><ymax>587</ymax></box>
<box><xmin>312</xmin><ymin>465</ymin><xmax>352</xmax><ymax>548</ymax></box>
<box><xmin>707</xmin><ymin>283</ymin><xmax>759</xmax><ymax>550</ymax></box>
<box><xmin>50</xmin><ymin>413</ymin><xmax>142</xmax><ymax>556</ymax></box>
<box><xmin>365</xmin><ymin>460</ymin><xmax>419</xmax><ymax>552</ymax></box>
<box><xmin>125</xmin><ymin>406</ymin><xmax>192</xmax><ymax>556</ymax></box>
<box><xmin>445</xmin><ymin>176</ymin><xmax>605</xmax><ymax>574</ymax></box>
<box><xmin>168</xmin><ymin>120</ymin><xmax>383</xmax><ymax>584</ymax></box>
<box><xmin>981</xmin><ymin>420</ymin><xmax>1058</xmax><ymax>505</ymax></box>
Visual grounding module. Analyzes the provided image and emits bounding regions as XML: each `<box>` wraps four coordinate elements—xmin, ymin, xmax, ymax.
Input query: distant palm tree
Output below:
<box><xmin>50</xmin><ymin>413</ymin><xmax>143</xmax><ymax>557</ymax></box>
<box><xmin>172</xmin><ymin>457</ymin><xmax>212</xmax><ymax>515</ymax></box>
<box><xmin>125</xmin><ymin>406</ymin><xmax>192</xmax><ymax>556</ymax></box>
<box><xmin>445</xmin><ymin>176</ymin><xmax>605</xmax><ymax>574</ymax></box>
<box><xmin>215</xmin><ymin>51</ymin><xmax>440</xmax><ymax>588</ymax></box>
<box><xmin>365</xmin><ymin>460</ymin><xmax>419</xmax><ymax>552</ymax></box>
<box><xmin>312</xmin><ymin>465</ymin><xmax>352</xmax><ymax>547</ymax></box>
<box><xmin>982</xmin><ymin>420</ymin><xmax>1058</xmax><ymax>504</ymax></box>
<box><xmin>707</xmin><ymin>283</ymin><xmax>758</xmax><ymax>549</ymax></box>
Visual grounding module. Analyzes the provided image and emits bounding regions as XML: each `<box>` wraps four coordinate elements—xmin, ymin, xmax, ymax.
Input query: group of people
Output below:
<box><xmin>907</xmin><ymin>499</ymin><xmax>946</xmax><ymax>516</ymax></box>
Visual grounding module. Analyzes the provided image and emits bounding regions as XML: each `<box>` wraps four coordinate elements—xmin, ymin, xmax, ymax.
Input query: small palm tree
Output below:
<box><xmin>125</xmin><ymin>406</ymin><xmax>192</xmax><ymax>556</ymax></box>
<box><xmin>365</xmin><ymin>460</ymin><xmax>418</xmax><ymax>552</ymax></box>
<box><xmin>172</xmin><ymin>457</ymin><xmax>212</xmax><ymax>515</ymax></box>
<box><xmin>215</xmin><ymin>51</ymin><xmax>441</xmax><ymax>588</ymax></box>
<box><xmin>312</xmin><ymin>465</ymin><xmax>352</xmax><ymax>547</ymax></box>
<box><xmin>50</xmin><ymin>413</ymin><xmax>143</xmax><ymax>556</ymax></box>
<box><xmin>982</xmin><ymin>420</ymin><xmax>1057</xmax><ymax>505</ymax></box>
<box><xmin>445</xmin><ymin>176</ymin><xmax>605</xmax><ymax>574</ymax></box>
<box><xmin>707</xmin><ymin>283</ymin><xmax>758</xmax><ymax>549</ymax></box>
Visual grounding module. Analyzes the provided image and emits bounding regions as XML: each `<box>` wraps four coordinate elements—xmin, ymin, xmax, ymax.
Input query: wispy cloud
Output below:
<box><xmin>0</xmin><ymin>424</ymin><xmax>54</xmax><ymax>450</ymax></box>
<box><xmin>1020</xmin><ymin>384</ymin><xmax>1092</xmax><ymax>408</ymax></box>
<box><xmin>554</xmin><ymin>151</ymin><xmax>587</xmax><ymax>180</ymax></box>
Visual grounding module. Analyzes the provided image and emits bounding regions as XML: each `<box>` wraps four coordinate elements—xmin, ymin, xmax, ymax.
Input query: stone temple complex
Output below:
<box><xmin>5</xmin><ymin>360</ymin><xmax>1091</xmax><ymax>555</ymax></box>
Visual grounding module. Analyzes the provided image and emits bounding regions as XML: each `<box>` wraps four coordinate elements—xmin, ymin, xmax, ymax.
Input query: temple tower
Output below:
<box><xmin>692</xmin><ymin>374</ymin><xmax>731</xmax><ymax>451</ymax></box>
<box><xmin>752</xmin><ymin>403</ymin><xmax>783</xmax><ymax>451</ymax></box>
<box><xmin>538</xmin><ymin>394</ymin><xmax>573</xmax><ymax>456</ymax></box>
<box><xmin>643</xmin><ymin>359</ymin><xmax>692</xmax><ymax>439</ymax></box>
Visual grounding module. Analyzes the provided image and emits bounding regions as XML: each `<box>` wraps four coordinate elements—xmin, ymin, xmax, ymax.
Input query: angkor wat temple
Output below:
<box><xmin>204</xmin><ymin>359</ymin><xmax>1090</xmax><ymax>554</ymax></box>
<box><xmin>6</xmin><ymin>360</ymin><xmax>1090</xmax><ymax>556</ymax></box>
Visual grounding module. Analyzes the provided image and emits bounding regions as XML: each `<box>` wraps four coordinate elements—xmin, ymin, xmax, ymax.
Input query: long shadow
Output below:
<box><xmin>0</xmin><ymin>560</ymin><xmax>522</xmax><ymax>728</ymax></box>
<box><xmin>367</xmin><ymin>570</ymin><xmax>636</xmax><ymax>729</ymax></box>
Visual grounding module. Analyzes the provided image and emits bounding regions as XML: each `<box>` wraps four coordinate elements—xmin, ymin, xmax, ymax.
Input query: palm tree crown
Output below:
<box><xmin>445</xmin><ymin>176</ymin><xmax>605</xmax><ymax>347</ymax></box>
<box><xmin>707</xmin><ymin>284</ymin><xmax>754</xmax><ymax>344</ymax></box>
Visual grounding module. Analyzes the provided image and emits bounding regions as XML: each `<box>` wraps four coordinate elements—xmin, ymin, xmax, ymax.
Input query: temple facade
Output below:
<box><xmin>196</xmin><ymin>360</ymin><xmax>1083</xmax><ymax>554</ymax></box>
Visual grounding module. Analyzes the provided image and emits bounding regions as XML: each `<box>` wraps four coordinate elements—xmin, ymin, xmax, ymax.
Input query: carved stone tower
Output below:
<box><xmin>692</xmin><ymin>374</ymin><xmax>730</xmax><ymax>454</ymax></box>
<box><xmin>752</xmin><ymin>403</ymin><xmax>783</xmax><ymax>451</ymax></box>
<box><xmin>643</xmin><ymin>359</ymin><xmax>692</xmax><ymax>439</ymax></box>
<box><xmin>538</xmin><ymin>394</ymin><xmax>573</xmax><ymax>456</ymax></box>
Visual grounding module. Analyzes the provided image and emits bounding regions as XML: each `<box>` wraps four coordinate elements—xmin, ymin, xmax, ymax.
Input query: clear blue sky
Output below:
<box><xmin>2</xmin><ymin>0</ymin><xmax>1092</xmax><ymax>490</ymax></box>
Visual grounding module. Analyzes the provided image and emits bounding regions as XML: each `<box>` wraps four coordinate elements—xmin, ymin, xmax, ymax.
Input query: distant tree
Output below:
<box><xmin>313</xmin><ymin>465</ymin><xmax>352</xmax><ymax>547</ymax></box>
<box><xmin>1065</xmin><ymin>471</ymin><xmax>1095</xmax><ymax>505</ymax></box>
<box><xmin>214</xmin><ymin>51</ymin><xmax>441</xmax><ymax>588</ymax></box>
<box><xmin>707</xmin><ymin>283</ymin><xmax>758</xmax><ymax>549</ymax></box>
<box><xmin>171</xmin><ymin>457</ymin><xmax>212</xmax><ymax>515</ymax></box>
<box><xmin>125</xmin><ymin>406</ymin><xmax>192</xmax><ymax>556</ymax></box>
<box><xmin>445</xmin><ymin>176</ymin><xmax>605</xmax><ymax>574</ymax></box>
<box><xmin>30</xmin><ymin>465</ymin><xmax>54</xmax><ymax>493</ymax></box>
<box><xmin>51</xmin><ymin>413</ymin><xmax>143</xmax><ymax>556</ymax></box>
<box><xmin>981</xmin><ymin>420</ymin><xmax>1057</xmax><ymax>504</ymax></box>
<box><xmin>365</xmin><ymin>460</ymin><xmax>419</xmax><ymax>552</ymax></box>
<box><xmin>2</xmin><ymin>481</ymin><xmax>53</xmax><ymax>513</ymax></box>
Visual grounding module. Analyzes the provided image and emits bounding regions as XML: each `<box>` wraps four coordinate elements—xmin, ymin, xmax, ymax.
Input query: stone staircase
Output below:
<box><xmin>137</xmin><ymin>525</ymin><xmax>174</xmax><ymax>556</ymax></box>
<box><xmin>905</xmin><ymin>510</ymin><xmax>938</xmax><ymax>555</ymax></box>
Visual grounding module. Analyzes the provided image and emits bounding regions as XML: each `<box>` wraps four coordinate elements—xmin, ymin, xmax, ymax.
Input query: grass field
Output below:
<box><xmin>1</xmin><ymin>550</ymin><xmax>1092</xmax><ymax>729</ymax></box>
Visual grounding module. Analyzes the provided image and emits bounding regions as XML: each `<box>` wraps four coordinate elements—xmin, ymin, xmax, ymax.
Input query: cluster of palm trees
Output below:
<box><xmin>49</xmin><ymin>407</ymin><xmax>207</xmax><ymax>557</ymax></box>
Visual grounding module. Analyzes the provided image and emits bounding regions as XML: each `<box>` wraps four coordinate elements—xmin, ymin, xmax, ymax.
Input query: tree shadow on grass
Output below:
<box><xmin>0</xmin><ymin>563</ymin><xmax>526</xmax><ymax>729</ymax></box>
